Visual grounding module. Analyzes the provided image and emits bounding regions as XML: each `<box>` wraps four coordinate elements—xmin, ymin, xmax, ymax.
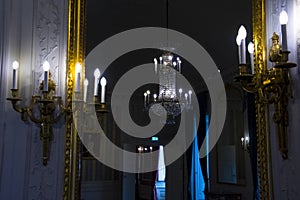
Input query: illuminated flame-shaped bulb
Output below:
<box><xmin>42</xmin><ymin>61</ymin><xmax>50</xmax><ymax>91</ymax></box>
<box><xmin>236</xmin><ymin>34</ymin><xmax>242</xmax><ymax>45</ymax></box>
<box><xmin>93</xmin><ymin>68</ymin><xmax>100</xmax><ymax>96</ymax></box>
<box><xmin>43</xmin><ymin>61</ymin><xmax>50</xmax><ymax>71</ymax></box>
<box><xmin>279</xmin><ymin>10</ymin><xmax>288</xmax><ymax>25</ymax></box>
<box><xmin>12</xmin><ymin>61</ymin><xmax>19</xmax><ymax>89</ymax></box>
<box><xmin>247</xmin><ymin>42</ymin><xmax>254</xmax><ymax>54</ymax></box>
<box><xmin>238</xmin><ymin>25</ymin><xmax>247</xmax><ymax>39</ymax></box>
<box><xmin>100</xmin><ymin>77</ymin><xmax>107</xmax><ymax>103</ymax></box>
<box><xmin>12</xmin><ymin>61</ymin><xmax>19</xmax><ymax>69</ymax></box>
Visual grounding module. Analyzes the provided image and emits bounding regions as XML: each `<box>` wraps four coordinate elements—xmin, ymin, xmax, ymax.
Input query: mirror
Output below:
<box><xmin>64</xmin><ymin>0</ymin><xmax>270</xmax><ymax>199</ymax></box>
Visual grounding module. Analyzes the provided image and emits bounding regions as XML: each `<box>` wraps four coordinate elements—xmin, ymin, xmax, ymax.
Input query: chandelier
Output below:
<box><xmin>143</xmin><ymin>51</ymin><xmax>192</xmax><ymax>124</ymax></box>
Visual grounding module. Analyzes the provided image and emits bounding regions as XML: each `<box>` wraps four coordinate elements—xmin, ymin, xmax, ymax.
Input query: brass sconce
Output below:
<box><xmin>7</xmin><ymin>62</ymin><xmax>108</xmax><ymax>165</ymax></box>
<box><xmin>7</xmin><ymin>63</ymin><xmax>68</xmax><ymax>165</ymax></box>
<box><xmin>234</xmin><ymin>11</ymin><xmax>297</xmax><ymax>159</ymax></box>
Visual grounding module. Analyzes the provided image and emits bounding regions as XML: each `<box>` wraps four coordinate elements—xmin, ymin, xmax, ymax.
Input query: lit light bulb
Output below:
<box><xmin>94</xmin><ymin>68</ymin><xmax>100</xmax><ymax>78</ymax></box>
<box><xmin>236</xmin><ymin>34</ymin><xmax>242</xmax><ymax>45</ymax></box>
<box><xmin>100</xmin><ymin>77</ymin><xmax>107</xmax><ymax>103</ymax></box>
<box><xmin>279</xmin><ymin>10</ymin><xmax>288</xmax><ymax>25</ymax></box>
<box><xmin>42</xmin><ymin>61</ymin><xmax>50</xmax><ymax>91</ymax></box>
<box><xmin>12</xmin><ymin>61</ymin><xmax>19</xmax><ymax>69</ymax></box>
<box><xmin>75</xmin><ymin>63</ymin><xmax>81</xmax><ymax>73</ymax></box>
<box><xmin>12</xmin><ymin>61</ymin><xmax>19</xmax><ymax>89</ymax></box>
<box><xmin>238</xmin><ymin>25</ymin><xmax>247</xmax><ymax>39</ymax></box>
<box><xmin>247</xmin><ymin>42</ymin><xmax>254</xmax><ymax>54</ymax></box>
<box><xmin>93</xmin><ymin>68</ymin><xmax>100</xmax><ymax>96</ymax></box>
<box><xmin>100</xmin><ymin>77</ymin><xmax>107</xmax><ymax>86</ymax></box>
<box><xmin>43</xmin><ymin>61</ymin><xmax>50</xmax><ymax>71</ymax></box>
<box><xmin>153</xmin><ymin>94</ymin><xmax>157</xmax><ymax>100</ymax></box>
<box><xmin>154</xmin><ymin>58</ymin><xmax>158</xmax><ymax>64</ymax></box>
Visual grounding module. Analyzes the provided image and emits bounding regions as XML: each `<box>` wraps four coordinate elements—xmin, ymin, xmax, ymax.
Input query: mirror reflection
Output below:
<box><xmin>79</xmin><ymin>0</ymin><xmax>253</xmax><ymax>199</ymax></box>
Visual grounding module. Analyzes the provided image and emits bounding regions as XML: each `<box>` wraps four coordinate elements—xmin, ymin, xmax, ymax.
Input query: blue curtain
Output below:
<box><xmin>189</xmin><ymin>117</ymin><xmax>205</xmax><ymax>200</ymax></box>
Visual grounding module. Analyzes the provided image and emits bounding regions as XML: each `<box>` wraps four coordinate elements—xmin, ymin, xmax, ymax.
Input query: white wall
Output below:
<box><xmin>265</xmin><ymin>0</ymin><xmax>300</xmax><ymax>199</ymax></box>
<box><xmin>0</xmin><ymin>0</ymin><xmax>67</xmax><ymax>199</ymax></box>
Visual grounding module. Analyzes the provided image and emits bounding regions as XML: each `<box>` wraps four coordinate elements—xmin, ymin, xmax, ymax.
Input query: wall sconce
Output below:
<box><xmin>7</xmin><ymin>61</ymin><xmax>71</xmax><ymax>165</ymax></box>
<box><xmin>7</xmin><ymin>62</ymin><xmax>108</xmax><ymax>165</ymax></box>
<box><xmin>241</xmin><ymin>136</ymin><xmax>250</xmax><ymax>151</ymax></box>
<box><xmin>234</xmin><ymin>11</ymin><xmax>297</xmax><ymax>159</ymax></box>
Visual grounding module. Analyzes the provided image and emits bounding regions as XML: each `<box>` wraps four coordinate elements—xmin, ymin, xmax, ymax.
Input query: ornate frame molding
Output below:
<box><xmin>63</xmin><ymin>0</ymin><xmax>85</xmax><ymax>199</ymax></box>
<box><xmin>252</xmin><ymin>0</ymin><xmax>273</xmax><ymax>199</ymax></box>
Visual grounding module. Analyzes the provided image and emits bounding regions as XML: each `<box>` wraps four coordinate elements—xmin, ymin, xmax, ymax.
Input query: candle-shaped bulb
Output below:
<box><xmin>188</xmin><ymin>90</ymin><xmax>192</xmax><ymax>104</ymax></box>
<box><xmin>173</xmin><ymin>61</ymin><xmax>177</xmax><ymax>66</ymax></box>
<box><xmin>236</xmin><ymin>34</ymin><xmax>242</xmax><ymax>45</ymax></box>
<box><xmin>146</xmin><ymin>90</ymin><xmax>150</xmax><ymax>95</ymax></box>
<box><xmin>100</xmin><ymin>77</ymin><xmax>107</xmax><ymax>103</ymax></box>
<box><xmin>75</xmin><ymin>63</ymin><xmax>82</xmax><ymax>92</ymax></box>
<box><xmin>43</xmin><ymin>61</ymin><xmax>50</xmax><ymax>91</ymax></box>
<box><xmin>94</xmin><ymin>68</ymin><xmax>100</xmax><ymax>78</ymax></box>
<box><xmin>279</xmin><ymin>10</ymin><xmax>288</xmax><ymax>25</ymax></box>
<box><xmin>280</xmin><ymin>10</ymin><xmax>288</xmax><ymax>51</ymax></box>
<box><xmin>176</xmin><ymin>57</ymin><xmax>180</xmax><ymax>61</ymax></box>
<box><xmin>248</xmin><ymin>42</ymin><xmax>255</xmax><ymax>74</ymax></box>
<box><xmin>153</xmin><ymin>93</ymin><xmax>157</xmax><ymax>101</ymax></box>
<box><xmin>12</xmin><ymin>61</ymin><xmax>19</xmax><ymax>69</ymax></box>
<box><xmin>238</xmin><ymin>25</ymin><xmax>247</xmax><ymax>39</ymax></box>
<box><xmin>154</xmin><ymin>58</ymin><xmax>158</xmax><ymax>74</ymax></box>
<box><xmin>93</xmin><ymin>68</ymin><xmax>101</xmax><ymax>96</ymax></box>
<box><xmin>100</xmin><ymin>77</ymin><xmax>107</xmax><ymax>86</ymax></box>
<box><xmin>241</xmin><ymin>137</ymin><xmax>245</xmax><ymax>142</ymax></box>
<box><xmin>83</xmin><ymin>78</ymin><xmax>88</xmax><ymax>102</ymax></box>
<box><xmin>43</xmin><ymin>61</ymin><xmax>50</xmax><ymax>71</ymax></box>
<box><xmin>238</xmin><ymin>25</ymin><xmax>247</xmax><ymax>64</ymax></box>
<box><xmin>12</xmin><ymin>61</ymin><xmax>19</xmax><ymax>89</ymax></box>
<box><xmin>247</xmin><ymin>42</ymin><xmax>254</xmax><ymax>53</ymax></box>
<box><xmin>178</xmin><ymin>88</ymin><xmax>183</xmax><ymax>99</ymax></box>
<box><xmin>236</xmin><ymin>34</ymin><xmax>242</xmax><ymax>64</ymax></box>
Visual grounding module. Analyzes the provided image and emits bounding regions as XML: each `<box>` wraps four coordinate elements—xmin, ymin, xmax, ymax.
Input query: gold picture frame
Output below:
<box><xmin>63</xmin><ymin>0</ymin><xmax>272</xmax><ymax>199</ymax></box>
<box><xmin>63</xmin><ymin>0</ymin><xmax>86</xmax><ymax>199</ymax></box>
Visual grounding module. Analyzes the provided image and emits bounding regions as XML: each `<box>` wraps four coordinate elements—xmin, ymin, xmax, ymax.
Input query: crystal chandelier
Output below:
<box><xmin>143</xmin><ymin>51</ymin><xmax>192</xmax><ymax>123</ymax></box>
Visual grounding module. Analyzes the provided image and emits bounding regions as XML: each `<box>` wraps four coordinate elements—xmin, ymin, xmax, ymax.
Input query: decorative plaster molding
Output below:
<box><xmin>34</xmin><ymin>0</ymin><xmax>60</xmax><ymax>95</ymax></box>
<box><xmin>27</xmin><ymin>0</ymin><xmax>67</xmax><ymax>199</ymax></box>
